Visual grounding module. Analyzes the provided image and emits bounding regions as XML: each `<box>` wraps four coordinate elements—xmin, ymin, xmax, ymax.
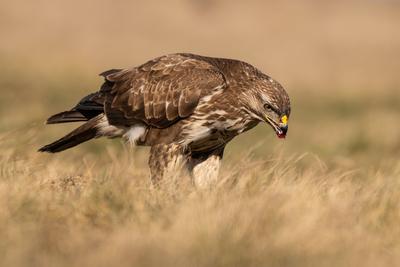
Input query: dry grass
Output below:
<box><xmin>1</xmin><ymin>134</ymin><xmax>399</xmax><ymax>267</ymax></box>
<box><xmin>1</xmin><ymin>0</ymin><xmax>400</xmax><ymax>266</ymax></box>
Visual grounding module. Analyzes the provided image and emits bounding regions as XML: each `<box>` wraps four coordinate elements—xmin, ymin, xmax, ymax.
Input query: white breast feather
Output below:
<box><xmin>124</xmin><ymin>125</ymin><xmax>146</xmax><ymax>144</ymax></box>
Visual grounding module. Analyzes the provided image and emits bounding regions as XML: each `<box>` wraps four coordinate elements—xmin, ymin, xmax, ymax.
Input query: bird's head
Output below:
<box><xmin>244</xmin><ymin>76</ymin><xmax>291</xmax><ymax>139</ymax></box>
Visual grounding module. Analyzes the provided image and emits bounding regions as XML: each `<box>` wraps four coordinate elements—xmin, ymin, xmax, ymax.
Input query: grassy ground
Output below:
<box><xmin>1</xmin><ymin>128</ymin><xmax>400</xmax><ymax>267</ymax></box>
<box><xmin>1</xmin><ymin>1</ymin><xmax>400</xmax><ymax>266</ymax></box>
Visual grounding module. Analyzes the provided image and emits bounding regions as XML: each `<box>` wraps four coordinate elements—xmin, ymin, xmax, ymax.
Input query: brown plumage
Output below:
<box><xmin>39</xmin><ymin>53</ymin><xmax>291</xmax><ymax>187</ymax></box>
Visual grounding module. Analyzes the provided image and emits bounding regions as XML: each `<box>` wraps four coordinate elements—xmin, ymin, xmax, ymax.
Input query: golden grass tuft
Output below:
<box><xmin>0</xmin><ymin>132</ymin><xmax>399</xmax><ymax>267</ymax></box>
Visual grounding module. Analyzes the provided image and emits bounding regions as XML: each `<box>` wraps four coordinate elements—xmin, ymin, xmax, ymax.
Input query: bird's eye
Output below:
<box><xmin>264</xmin><ymin>103</ymin><xmax>273</xmax><ymax>111</ymax></box>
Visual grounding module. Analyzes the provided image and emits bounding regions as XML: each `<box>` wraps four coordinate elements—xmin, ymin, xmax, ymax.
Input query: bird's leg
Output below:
<box><xmin>189</xmin><ymin>146</ymin><xmax>225</xmax><ymax>189</ymax></box>
<box><xmin>148</xmin><ymin>143</ymin><xmax>190</xmax><ymax>185</ymax></box>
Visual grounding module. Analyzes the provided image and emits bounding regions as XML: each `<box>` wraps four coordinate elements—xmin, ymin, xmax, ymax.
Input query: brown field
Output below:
<box><xmin>1</xmin><ymin>1</ymin><xmax>400</xmax><ymax>266</ymax></box>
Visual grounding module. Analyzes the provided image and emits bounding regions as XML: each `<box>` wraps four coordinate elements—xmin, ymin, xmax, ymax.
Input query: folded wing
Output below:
<box><xmin>100</xmin><ymin>54</ymin><xmax>227</xmax><ymax>128</ymax></box>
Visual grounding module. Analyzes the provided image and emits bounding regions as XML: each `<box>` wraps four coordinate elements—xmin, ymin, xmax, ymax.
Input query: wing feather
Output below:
<box><xmin>102</xmin><ymin>54</ymin><xmax>226</xmax><ymax>128</ymax></box>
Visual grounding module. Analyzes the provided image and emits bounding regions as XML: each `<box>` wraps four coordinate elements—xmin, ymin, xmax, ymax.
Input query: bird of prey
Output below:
<box><xmin>39</xmin><ymin>53</ymin><xmax>291</xmax><ymax>187</ymax></box>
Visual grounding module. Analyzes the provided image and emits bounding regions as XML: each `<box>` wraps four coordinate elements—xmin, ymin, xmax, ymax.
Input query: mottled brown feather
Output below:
<box><xmin>102</xmin><ymin>54</ymin><xmax>226</xmax><ymax>128</ymax></box>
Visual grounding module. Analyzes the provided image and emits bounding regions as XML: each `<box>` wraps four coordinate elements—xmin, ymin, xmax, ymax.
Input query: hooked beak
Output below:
<box><xmin>276</xmin><ymin>124</ymin><xmax>288</xmax><ymax>139</ymax></box>
<box><xmin>266</xmin><ymin>115</ymin><xmax>288</xmax><ymax>139</ymax></box>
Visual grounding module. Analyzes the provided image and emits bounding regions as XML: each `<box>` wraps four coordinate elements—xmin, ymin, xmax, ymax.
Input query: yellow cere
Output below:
<box><xmin>281</xmin><ymin>115</ymin><xmax>288</xmax><ymax>125</ymax></box>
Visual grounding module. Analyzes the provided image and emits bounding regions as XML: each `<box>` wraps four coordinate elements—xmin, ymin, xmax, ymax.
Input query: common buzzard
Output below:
<box><xmin>39</xmin><ymin>53</ymin><xmax>291</xmax><ymax>187</ymax></box>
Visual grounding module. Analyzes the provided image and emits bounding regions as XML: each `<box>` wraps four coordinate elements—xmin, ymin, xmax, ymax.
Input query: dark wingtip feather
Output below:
<box><xmin>46</xmin><ymin>111</ymin><xmax>87</xmax><ymax>124</ymax></box>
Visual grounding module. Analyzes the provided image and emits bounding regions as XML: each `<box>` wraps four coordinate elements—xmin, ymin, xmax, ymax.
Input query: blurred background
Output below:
<box><xmin>1</xmin><ymin>1</ymin><xmax>400</xmax><ymax>266</ymax></box>
<box><xmin>1</xmin><ymin>0</ymin><xmax>399</xmax><ymax>167</ymax></box>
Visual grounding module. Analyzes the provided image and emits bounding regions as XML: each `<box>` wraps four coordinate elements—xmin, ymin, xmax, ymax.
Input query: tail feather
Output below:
<box><xmin>39</xmin><ymin>115</ymin><xmax>103</xmax><ymax>153</ymax></box>
<box><xmin>45</xmin><ymin>92</ymin><xmax>105</xmax><ymax>125</ymax></box>
<box><xmin>46</xmin><ymin>110</ymin><xmax>88</xmax><ymax>124</ymax></box>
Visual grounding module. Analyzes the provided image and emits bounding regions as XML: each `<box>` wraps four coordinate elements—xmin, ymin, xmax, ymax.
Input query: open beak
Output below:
<box><xmin>266</xmin><ymin>115</ymin><xmax>288</xmax><ymax>139</ymax></box>
<box><xmin>276</xmin><ymin>124</ymin><xmax>288</xmax><ymax>139</ymax></box>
